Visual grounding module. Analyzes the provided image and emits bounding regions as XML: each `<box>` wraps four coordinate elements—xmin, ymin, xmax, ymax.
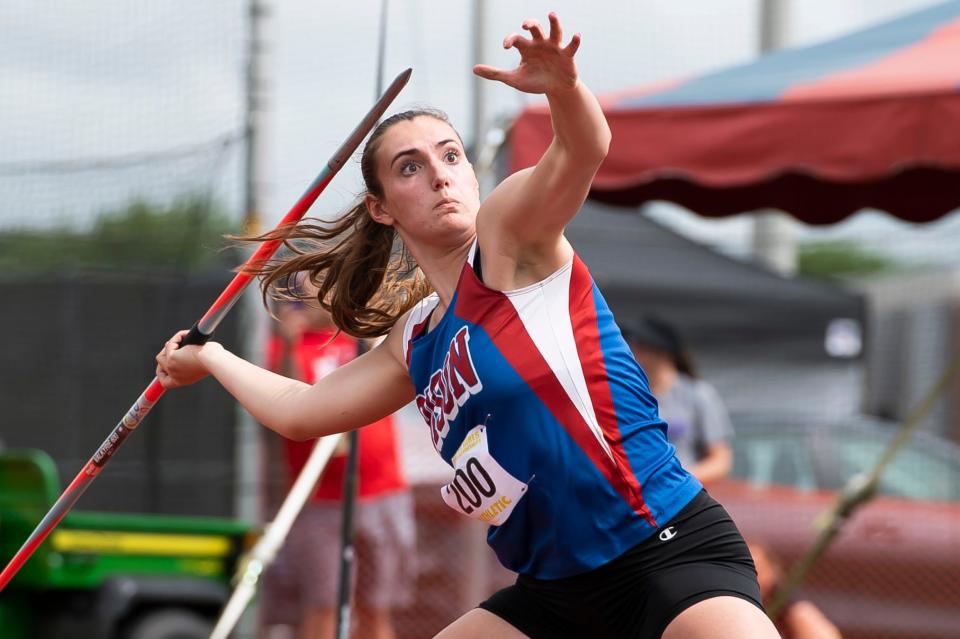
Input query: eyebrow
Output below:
<box><xmin>390</xmin><ymin>139</ymin><xmax>458</xmax><ymax>168</ymax></box>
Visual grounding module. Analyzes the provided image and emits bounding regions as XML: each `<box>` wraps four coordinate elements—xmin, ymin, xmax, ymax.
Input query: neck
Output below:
<box><xmin>400</xmin><ymin>232</ymin><xmax>475</xmax><ymax>309</ymax></box>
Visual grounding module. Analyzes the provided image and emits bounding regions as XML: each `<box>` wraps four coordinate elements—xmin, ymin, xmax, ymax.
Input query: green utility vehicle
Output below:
<box><xmin>0</xmin><ymin>449</ymin><xmax>255</xmax><ymax>639</ymax></box>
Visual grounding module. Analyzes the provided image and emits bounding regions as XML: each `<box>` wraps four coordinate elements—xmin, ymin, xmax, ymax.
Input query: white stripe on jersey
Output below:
<box><xmin>504</xmin><ymin>262</ymin><xmax>615</xmax><ymax>463</ymax></box>
<box><xmin>402</xmin><ymin>293</ymin><xmax>440</xmax><ymax>363</ymax></box>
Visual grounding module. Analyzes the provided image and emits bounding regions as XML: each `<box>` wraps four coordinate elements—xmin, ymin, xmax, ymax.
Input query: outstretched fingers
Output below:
<box><xmin>503</xmin><ymin>32</ymin><xmax>530</xmax><ymax>52</ymax></box>
<box><xmin>547</xmin><ymin>12</ymin><xmax>562</xmax><ymax>44</ymax></box>
<box><xmin>505</xmin><ymin>15</ymin><xmax>577</xmax><ymax>54</ymax></box>
<box><xmin>522</xmin><ymin>19</ymin><xmax>546</xmax><ymax>41</ymax></box>
<box><xmin>480</xmin><ymin>14</ymin><xmax>581</xmax><ymax>91</ymax></box>
<box><xmin>480</xmin><ymin>31</ymin><xmax>526</xmax><ymax>85</ymax></box>
<box><xmin>473</xmin><ymin>64</ymin><xmax>513</xmax><ymax>84</ymax></box>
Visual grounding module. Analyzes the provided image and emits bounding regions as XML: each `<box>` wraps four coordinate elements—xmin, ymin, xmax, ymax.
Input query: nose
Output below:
<box><xmin>431</xmin><ymin>161</ymin><xmax>452</xmax><ymax>191</ymax></box>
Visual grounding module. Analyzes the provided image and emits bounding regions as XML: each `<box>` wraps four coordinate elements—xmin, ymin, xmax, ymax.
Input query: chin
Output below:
<box><xmin>431</xmin><ymin>219</ymin><xmax>475</xmax><ymax>247</ymax></box>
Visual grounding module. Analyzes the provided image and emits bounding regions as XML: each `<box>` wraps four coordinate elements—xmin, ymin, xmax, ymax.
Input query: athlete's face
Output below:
<box><xmin>365</xmin><ymin>116</ymin><xmax>480</xmax><ymax>248</ymax></box>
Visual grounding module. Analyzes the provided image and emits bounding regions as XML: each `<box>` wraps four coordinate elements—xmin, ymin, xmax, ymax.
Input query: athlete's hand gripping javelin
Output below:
<box><xmin>156</xmin><ymin>329</ymin><xmax>220</xmax><ymax>389</ymax></box>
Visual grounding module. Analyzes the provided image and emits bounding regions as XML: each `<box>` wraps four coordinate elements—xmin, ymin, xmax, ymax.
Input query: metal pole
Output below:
<box><xmin>237</xmin><ymin>0</ymin><xmax>270</xmax><ymax>527</ymax></box>
<box><xmin>335</xmin><ymin>428</ymin><xmax>362</xmax><ymax>639</ymax></box>
<box><xmin>752</xmin><ymin>0</ymin><xmax>796</xmax><ymax>276</ymax></box>
<box><xmin>334</xmin><ymin>341</ymin><xmax>375</xmax><ymax>639</ymax></box>
<box><xmin>462</xmin><ymin>1</ymin><xmax>495</xmax><ymax>610</ymax></box>
<box><xmin>244</xmin><ymin>0</ymin><xmax>268</xmax><ymax>236</ymax></box>
<box><xmin>472</xmin><ymin>0</ymin><xmax>486</xmax><ymax>158</ymax></box>
<box><xmin>472</xmin><ymin>0</ymin><xmax>495</xmax><ymax>198</ymax></box>
<box><xmin>236</xmin><ymin>6</ymin><xmax>270</xmax><ymax>632</ymax></box>
<box><xmin>334</xmin><ymin>4</ymin><xmax>389</xmax><ymax>637</ymax></box>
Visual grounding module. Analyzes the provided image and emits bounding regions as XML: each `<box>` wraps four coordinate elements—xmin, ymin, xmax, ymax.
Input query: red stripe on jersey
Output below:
<box><xmin>568</xmin><ymin>256</ymin><xmax>656</xmax><ymax>527</ymax></box>
<box><xmin>405</xmin><ymin>310</ymin><xmax>433</xmax><ymax>368</ymax></box>
<box><xmin>455</xmin><ymin>266</ymin><xmax>655</xmax><ymax>523</ymax></box>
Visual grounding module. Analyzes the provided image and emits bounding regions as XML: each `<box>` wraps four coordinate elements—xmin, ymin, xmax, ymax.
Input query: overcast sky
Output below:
<box><xmin>2</xmin><ymin>0</ymin><xmax>956</xmax><ymax>264</ymax></box>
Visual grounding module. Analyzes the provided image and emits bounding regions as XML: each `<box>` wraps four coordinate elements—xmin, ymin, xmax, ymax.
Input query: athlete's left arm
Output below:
<box><xmin>474</xmin><ymin>13</ymin><xmax>610</xmax><ymax>270</ymax></box>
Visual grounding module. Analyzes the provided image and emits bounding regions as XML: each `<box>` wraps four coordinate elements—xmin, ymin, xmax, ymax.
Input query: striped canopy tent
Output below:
<box><xmin>509</xmin><ymin>1</ymin><xmax>960</xmax><ymax>225</ymax></box>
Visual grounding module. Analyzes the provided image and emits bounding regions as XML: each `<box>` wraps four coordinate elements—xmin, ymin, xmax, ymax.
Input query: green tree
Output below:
<box><xmin>0</xmin><ymin>195</ymin><xmax>240</xmax><ymax>273</ymax></box>
<box><xmin>798</xmin><ymin>240</ymin><xmax>897</xmax><ymax>282</ymax></box>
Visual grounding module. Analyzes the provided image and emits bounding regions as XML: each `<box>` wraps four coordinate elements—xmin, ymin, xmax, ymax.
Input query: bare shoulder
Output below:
<box><xmin>380</xmin><ymin>309</ymin><xmax>415</xmax><ymax>368</ymax></box>
<box><xmin>378</xmin><ymin>296</ymin><xmax>439</xmax><ymax>369</ymax></box>
<box><xmin>475</xmin><ymin>167</ymin><xmax>533</xmax><ymax>250</ymax></box>
<box><xmin>476</xmin><ymin>167</ymin><xmax>573</xmax><ymax>287</ymax></box>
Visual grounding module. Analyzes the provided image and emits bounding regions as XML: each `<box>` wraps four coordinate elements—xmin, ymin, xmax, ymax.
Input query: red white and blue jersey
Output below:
<box><xmin>403</xmin><ymin>244</ymin><xmax>701</xmax><ymax>579</ymax></box>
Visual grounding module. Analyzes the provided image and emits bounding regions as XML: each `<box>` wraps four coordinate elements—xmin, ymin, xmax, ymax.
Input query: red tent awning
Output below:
<box><xmin>510</xmin><ymin>1</ymin><xmax>960</xmax><ymax>225</ymax></box>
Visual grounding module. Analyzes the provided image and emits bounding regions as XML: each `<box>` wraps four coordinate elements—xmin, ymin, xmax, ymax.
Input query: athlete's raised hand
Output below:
<box><xmin>474</xmin><ymin>12</ymin><xmax>581</xmax><ymax>96</ymax></box>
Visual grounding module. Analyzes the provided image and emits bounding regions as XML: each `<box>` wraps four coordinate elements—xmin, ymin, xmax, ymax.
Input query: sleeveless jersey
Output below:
<box><xmin>403</xmin><ymin>244</ymin><xmax>701</xmax><ymax>579</ymax></box>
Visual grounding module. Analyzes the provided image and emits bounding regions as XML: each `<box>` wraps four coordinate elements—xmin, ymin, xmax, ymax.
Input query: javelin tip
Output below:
<box><xmin>327</xmin><ymin>68</ymin><xmax>412</xmax><ymax>172</ymax></box>
<box><xmin>380</xmin><ymin>68</ymin><xmax>413</xmax><ymax>106</ymax></box>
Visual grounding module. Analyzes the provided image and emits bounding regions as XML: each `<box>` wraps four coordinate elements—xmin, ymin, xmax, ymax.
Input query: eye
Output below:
<box><xmin>400</xmin><ymin>161</ymin><xmax>419</xmax><ymax>176</ymax></box>
<box><xmin>444</xmin><ymin>149</ymin><xmax>460</xmax><ymax>163</ymax></box>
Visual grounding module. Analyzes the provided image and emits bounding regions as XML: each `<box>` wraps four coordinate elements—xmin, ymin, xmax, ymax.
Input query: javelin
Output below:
<box><xmin>209</xmin><ymin>432</ymin><xmax>344</xmax><ymax>639</ymax></box>
<box><xmin>0</xmin><ymin>67</ymin><xmax>412</xmax><ymax>592</ymax></box>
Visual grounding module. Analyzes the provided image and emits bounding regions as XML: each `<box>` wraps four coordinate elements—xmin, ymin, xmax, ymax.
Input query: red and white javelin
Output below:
<box><xmin>0</xmin><ymin>68</ymin><xmax>412</xmax><ymax>592</ymax></box>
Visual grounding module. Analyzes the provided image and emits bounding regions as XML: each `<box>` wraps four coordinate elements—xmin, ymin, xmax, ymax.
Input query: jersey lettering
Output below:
<box><xmin>415</xmin><ymin>326</ymin><xmax>483</xmax><ymax>451</ymax></box>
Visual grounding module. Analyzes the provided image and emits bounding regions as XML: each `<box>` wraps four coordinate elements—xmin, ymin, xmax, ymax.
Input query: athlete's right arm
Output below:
<box><xmin>156</xmin><ymin>319</ymin><xmax>416</xmax><ymax>441</ymax></box>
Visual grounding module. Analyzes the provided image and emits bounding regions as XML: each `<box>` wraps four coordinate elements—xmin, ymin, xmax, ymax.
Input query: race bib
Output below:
<box><xmin>441</xmin><ymin>424</ymin><xmax>528</xmax><ymax>526</ymax></box>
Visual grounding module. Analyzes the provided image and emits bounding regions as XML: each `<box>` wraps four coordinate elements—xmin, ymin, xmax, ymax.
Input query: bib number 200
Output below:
<box><xmin>441</xmin><ymin>425</ymin><xmax>527</xmax><ymax>526</ymax></box>
<box><xmin>448</xmin><ymin>457</ymin><xmax>496</xmax><ymax>513</ymax></box>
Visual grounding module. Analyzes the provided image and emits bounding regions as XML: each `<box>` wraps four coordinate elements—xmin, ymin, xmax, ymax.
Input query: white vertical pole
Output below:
<box><xmin>235</xmin><ymin>1</ymin><xmax>270</xmax><ymax>636</ymax></box>
<box><xmin>462</xmin><ymin>0</ymin><xmax>495</xmax><ymax>612</ymax></box>
<box><xmin>752</xmin><ymin>0</ymin><xmax>797</xmax><ymax>276</ymax></box>
<box><xmin>238</xmin><ymin>0</ymin><xmax>270</xmax><ymax>530</ymax></box>
<box><xmin>472</xmin><ymin>0</ymin><xmax>495</xmax><ymax>197</ymax></box>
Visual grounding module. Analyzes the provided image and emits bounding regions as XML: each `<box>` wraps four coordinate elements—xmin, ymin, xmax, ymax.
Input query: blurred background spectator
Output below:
<box><xmin>260</xmin><ymin>296</ymin><xmax>416</xmax><ymax>639</ymax></box>
<box><xmin>624</xmin><ymin>316</ymin><xmax>734</xmax><ymax>485</ymax></box>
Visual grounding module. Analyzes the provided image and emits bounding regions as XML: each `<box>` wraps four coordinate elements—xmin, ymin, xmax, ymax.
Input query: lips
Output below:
<box><xmin>434</xmin><ymin>197</ymin><xmax>459</xmax><ymax>209</ymax></box>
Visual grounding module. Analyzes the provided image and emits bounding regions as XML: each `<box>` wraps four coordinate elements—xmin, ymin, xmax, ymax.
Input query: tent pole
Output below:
<box><xmin>752</xmin><ymin>0</ymin><xmax>797</xmax><ymax>276</ymax></box>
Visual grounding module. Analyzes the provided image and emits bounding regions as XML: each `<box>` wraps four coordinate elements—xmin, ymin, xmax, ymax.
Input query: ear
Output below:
<box><xmin>365</xmin><ymin>194</ymin><xmax>395</xmax><ymax>226</ymax></box>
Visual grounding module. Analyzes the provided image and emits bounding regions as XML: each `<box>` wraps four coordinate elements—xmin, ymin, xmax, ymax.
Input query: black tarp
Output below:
<box><xmin>0</xmin><ymin>271</ymin><xmax>242</xmax><ymax>517</ymax></box>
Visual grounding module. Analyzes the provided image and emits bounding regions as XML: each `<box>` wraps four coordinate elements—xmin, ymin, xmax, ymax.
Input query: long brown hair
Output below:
<box><xmin>240</xmin><ymin>109</ymin><xmax>453</xmax><ymax>338</ymax></box>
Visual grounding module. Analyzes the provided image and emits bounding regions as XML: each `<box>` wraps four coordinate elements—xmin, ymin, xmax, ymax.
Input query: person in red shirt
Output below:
<box><xmin>262</xmin><ymin>298</ymin><xmax>415</xmax><ymax>639</ymax></box>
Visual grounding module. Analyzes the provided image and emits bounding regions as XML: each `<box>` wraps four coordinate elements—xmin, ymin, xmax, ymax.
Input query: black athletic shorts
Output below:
<box><xmin>478</xmin><ymin>489</ymin><xmax>763</xmax><ymax>639</ymax></box>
